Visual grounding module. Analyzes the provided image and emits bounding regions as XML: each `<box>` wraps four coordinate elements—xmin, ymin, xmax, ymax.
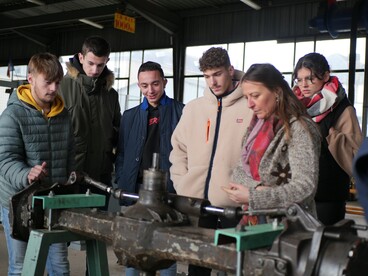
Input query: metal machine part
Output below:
<box><xmin>249</xmin><ymin>203</ymin><xmax>368</xmax><ymax>276</ymax></box>
<box><xmin>119</xmin><ymin>153</ymin><xmax>185</xmax><ymax>223</ymax></box>
<box><xmin>10</xmin><ymin>154</ymin><xmax>368</xmax><ymax>275</ymax></box>
<box><xmin>10</xmin><ymin>177</ymin><xmax>78</xmax><ymax>241</ymax></box>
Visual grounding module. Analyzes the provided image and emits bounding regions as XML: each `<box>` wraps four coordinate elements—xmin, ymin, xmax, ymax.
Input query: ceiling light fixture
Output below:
<box><xmin>79</xmin><ymin>19</ymin><xmax>104</xmax><ymax>29</ymax></box>
<box><xmin>26</xmin><ymin>0</ymin><xmax>46</xmax><ymax>5</ymax></box>
<box><xmin>240</xmin><ymin>0</ymin><xmax>261</xmax><ymax>10</ymax></box>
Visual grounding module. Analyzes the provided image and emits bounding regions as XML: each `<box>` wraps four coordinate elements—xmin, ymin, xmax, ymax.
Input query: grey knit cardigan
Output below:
<box><xmin>232</xmin><ymin>117</ymin><xmax>321</xmax><ymax>216</ymax></box>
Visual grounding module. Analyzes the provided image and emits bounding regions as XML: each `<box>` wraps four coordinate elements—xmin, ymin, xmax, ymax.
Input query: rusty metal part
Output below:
<box><xmin>123</xmin><ymin>164</ymin><xmax>184</xmax><ymax>223</ymax></box>
<box><xmin>10</xmin><ymin>154</ymin><xmax>368</xmax><ymax>275</ymax></box>
<box><xmin>56</xmin><ymin>208</ymin><xmax>241</xmax><ymax>272</ymax></box>
<box><xmin>54</xmin><ymin>203</ymin><xmax>368</xmax><ymax>275</ymax></box>
<box><xmin>10</xmin><ymin>179</ymin><xmax>78</xmax><ymax>241</ymax></box>
<box><xmin>76</xmin><ymin>171</ymin><xmax>286</xmax><ymax>220</ymax></box>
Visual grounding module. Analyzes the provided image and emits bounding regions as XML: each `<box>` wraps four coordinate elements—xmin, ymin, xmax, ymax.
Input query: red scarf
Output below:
<box><xmin>239</xmin><ymin>115</ymin><xmax>283</xmax><ymax>226</ymax></box>
<box><xmin>246</xmin><ymin>114</ymin><xmax>284</xmax><ymax>181</ymax></box>
<box><xmin>294</xmin><ymin>76</ymin><xmax>340</xmax><ymax>123</ymax></box>
<box><xmin>240</xmin><ymin>205</ymin><xmax>259</xmax><ymax>226</ymax></box>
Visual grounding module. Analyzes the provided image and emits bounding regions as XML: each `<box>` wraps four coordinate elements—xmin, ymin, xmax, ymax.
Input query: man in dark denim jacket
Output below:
<box><xmin>115</xmin><ymin>61</ymin><xmax>184</xmax><ymax>276</ymax></box>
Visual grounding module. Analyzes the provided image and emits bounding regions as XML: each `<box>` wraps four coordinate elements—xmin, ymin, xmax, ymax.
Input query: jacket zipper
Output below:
<box><xmin>204</xmin><ymin>98</ymin><xmax>222</xmax><ymax>199</ymax></box>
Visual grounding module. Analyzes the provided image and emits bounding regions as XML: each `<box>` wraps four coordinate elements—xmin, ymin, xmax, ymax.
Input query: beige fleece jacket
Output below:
<box><xmin>169</xmin><ymin>70</ymin><xmax>253</xmax><ymax>207</ymax></box>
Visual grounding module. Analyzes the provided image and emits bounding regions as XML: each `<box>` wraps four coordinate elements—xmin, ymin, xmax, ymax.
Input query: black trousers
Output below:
<box><xmin>188</xmin><ymin>215</ymin><xmax>240</xmax><ymax>276</ymax></box>
<box><xmin>316</xmin><ymin>201</ymin><xmax>346</xmax><ymax>226</ymax></box>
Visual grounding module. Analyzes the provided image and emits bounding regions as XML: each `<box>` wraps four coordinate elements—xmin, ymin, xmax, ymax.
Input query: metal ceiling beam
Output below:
<box><xmin>0</xmin><ymin>80</ymin><xmax>19</xmax><ymax>89</ymax></box>
<box><xmin>11</xmin><ymin>29</ymin><xmax>50</xmax><ymax>47</ymax></box>
<box><xmin>125</xmin><ymin>0</ymin><xmax>182</xmax><ymax>35</ymax></box>
<box><xmin>0</xmin><ymin>4</ymin><xmax>119</xmax><ymax>31</ymax></box>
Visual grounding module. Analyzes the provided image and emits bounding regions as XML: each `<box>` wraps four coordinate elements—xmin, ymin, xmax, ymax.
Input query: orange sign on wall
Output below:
<box><xmin>114</xmin><ymin>13</ymin><xmax>136</xmax><ymax>33</ymax></box>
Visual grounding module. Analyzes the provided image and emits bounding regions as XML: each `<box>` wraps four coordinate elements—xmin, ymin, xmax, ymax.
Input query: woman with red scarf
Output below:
<box><xmin>293</xmin><ymin>53</ymin><xmax>363</xmax><ymax>225</ymax></box>
<box><xmin>223</xmin><ymin>63</ymin><xmax>321</xmax><ymax>224</ymax></box>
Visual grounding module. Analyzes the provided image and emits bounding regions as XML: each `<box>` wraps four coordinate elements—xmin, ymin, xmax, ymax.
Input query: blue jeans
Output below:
<box><xmin>1</xmin><ymin>207</ymin><xmax>70</xmax><ymax>276</ymax></box>
<box><xmin>126</xmin><ymin>262</ymin><xmax>177</xmax><ymax>276</ymax></box>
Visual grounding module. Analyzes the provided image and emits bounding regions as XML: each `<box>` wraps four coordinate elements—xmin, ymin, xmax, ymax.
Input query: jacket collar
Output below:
<box><xmin>204</xmin><ymin>69</ymin><xmax>245</xmax><ymax>107</ymax></box>
<box><xmin>141</xmin><ymin>92</ymin><xmax>170</xmax><ymax>110</ymax></box>
<box><xmin>66</xmin><ymin>54</ymin><xmax>115</xmax><ymax>90</ymax></box>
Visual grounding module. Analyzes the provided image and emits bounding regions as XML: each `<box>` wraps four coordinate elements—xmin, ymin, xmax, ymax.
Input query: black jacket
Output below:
<box><xmin>59</xmin><ymin>55</ymin><xmax>121</xmax><ymax>181</ymax></box>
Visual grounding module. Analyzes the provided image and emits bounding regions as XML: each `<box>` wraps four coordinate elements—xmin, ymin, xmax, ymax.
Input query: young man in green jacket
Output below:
<box><xmin>0</xmin><ymin>52</ymin><xmax>75</xmax><ymax>276</ymax></box>
<box><xmin>59</xmin><ymin>36</ymin><xmax>121</xmax><ymax>210</ymax></box>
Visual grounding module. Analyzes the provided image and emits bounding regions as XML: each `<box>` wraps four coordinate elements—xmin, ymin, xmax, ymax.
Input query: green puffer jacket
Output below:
<box><xmin>0</xmin><ymin>91</ymin><xmax>75</xmax><ymax>208</ymax></box>
<box><xmin>59</xmin><ymin>60</ymin><xmax>121</xmax><ymax>181</ymax></box>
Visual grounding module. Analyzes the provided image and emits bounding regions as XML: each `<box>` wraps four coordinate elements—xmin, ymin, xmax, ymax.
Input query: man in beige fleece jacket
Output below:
<box><xmin>169</xmin><ymin>47</ymin><xmax>253</xmax><ymax>276</ymax></box>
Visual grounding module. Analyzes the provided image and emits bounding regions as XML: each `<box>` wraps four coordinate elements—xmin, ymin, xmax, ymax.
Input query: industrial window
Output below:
<box><xmin>60</xmin><ymin>48</ymin><xmax>174</xmax><ymax>112</ymax></box>
<box><xmin>0</xmin><ymin>38</ymin><xmax>366</xmax><ymax>134</ymax></box>
<box><xmin>183</xmin><ymin>38</ymin><xmax>366</xmax><ymax>134</ymax></box>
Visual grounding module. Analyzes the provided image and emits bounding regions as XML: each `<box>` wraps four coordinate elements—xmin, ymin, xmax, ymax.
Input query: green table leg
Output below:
<box><xmin>22</xmin><ymin>229</ymin><xmax>109</xmax><ymax>276</ymax></box>
<box><xmin>86</xmin><ymin>239</ymin><xmax>109</xmax><ymax>276</ymax></box>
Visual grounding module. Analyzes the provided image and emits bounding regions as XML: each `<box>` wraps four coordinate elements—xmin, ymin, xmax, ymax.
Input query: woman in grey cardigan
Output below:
<box><xmin>223</xmin><ymin>63</ymin><xmax>321</xmax><ymax>221</ymax></box>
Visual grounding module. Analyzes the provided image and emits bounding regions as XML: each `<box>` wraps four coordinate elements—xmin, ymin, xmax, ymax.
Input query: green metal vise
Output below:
<box><xmin>215</xmin><ymin>223</ymin><xmax>284</xmax><ymax>276</ymax></box>
<box><xmin>22</xmin><ymin>193</ymin><xmax>108</xmax><ymax>276</ymax></box>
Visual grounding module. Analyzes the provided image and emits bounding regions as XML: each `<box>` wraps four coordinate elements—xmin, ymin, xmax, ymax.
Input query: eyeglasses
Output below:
<box><xmin>294</xmin><ymin>76</ymin><xmax>316</xmax><ymax>86</ymax></box>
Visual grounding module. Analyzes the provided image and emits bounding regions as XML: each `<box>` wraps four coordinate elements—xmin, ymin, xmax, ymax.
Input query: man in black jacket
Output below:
<box><xmin>59</xmin><ymin>36</ymin><xmax>121</xmax><ymax>210</ymax></box>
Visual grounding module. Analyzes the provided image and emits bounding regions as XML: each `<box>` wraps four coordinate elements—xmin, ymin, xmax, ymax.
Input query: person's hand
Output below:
<box><xmin>221</xmin><ymin>182</ymin><xmax>249</xmax><ymax>204</ymax></box>
<box><xmin>329</xmin><ymin>126</ymin><xmax>336</xmax><ymax>135</ymax></box>
<box><xmin>28</xmin><ymin>161</ymin><xmax>48</xmax><ymax>184</ymax></box>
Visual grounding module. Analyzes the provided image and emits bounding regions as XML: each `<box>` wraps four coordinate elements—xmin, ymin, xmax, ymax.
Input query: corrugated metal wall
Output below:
<box><xmin>0</xmin><ymin>0</ymin><xmax>360</xmax><ymax>65</ymax></box>
<box><xmin>182</xmin><ymin>1</ymin><xmax>354</xmax><ymax>45</ymax></box>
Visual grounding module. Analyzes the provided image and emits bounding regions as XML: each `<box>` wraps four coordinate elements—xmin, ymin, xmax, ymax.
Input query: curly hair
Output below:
<box><xmin>199</xmin><ymin>47</ymin><xmax>231</xmax><ymax>72</ymax></box>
